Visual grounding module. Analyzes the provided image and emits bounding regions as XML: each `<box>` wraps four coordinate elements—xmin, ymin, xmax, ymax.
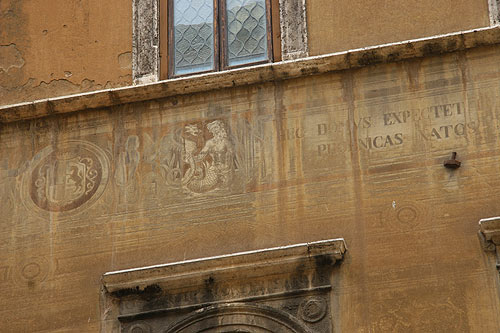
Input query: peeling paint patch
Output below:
<box><xmin>0</xmin><ymin>75</ymin><xmax>132</xmax><ymax>107</ymax></box>
<box><xmin>0</xmin><ymin>44</ymin><xmax>25</xmax><ymax>72</ymax></box>
<box><xmin>118</xmin><ymin>52</ymin><xmax>132</xmax><ymax>70</ymax></box>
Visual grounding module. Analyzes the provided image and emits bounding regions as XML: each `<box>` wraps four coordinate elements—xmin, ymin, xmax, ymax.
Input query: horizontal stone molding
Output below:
<box><xmin>3</xmin><ymin>26</ymin><xmax>500</xmax><ymax>123</ymax></box>
<box><xmin>102</xmin><ymin>238</ymin><xmax>346</xmax><ymax>293</ymax></box>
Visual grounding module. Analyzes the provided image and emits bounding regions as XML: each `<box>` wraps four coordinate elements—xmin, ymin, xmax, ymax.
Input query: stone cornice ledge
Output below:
<box><xmin>479</xmin><ymin>217</ymin><xmax>500</xmax><ymax>251</ymax></box>
<box><xmin>3</xmin><ymin>26</ymin><xmax>500</xmax><ymax>123</ymax></box>
<box><xmin>102</xmin><ymin>238</ymin><xmax>346</xmax><ymax>293</ymax></box>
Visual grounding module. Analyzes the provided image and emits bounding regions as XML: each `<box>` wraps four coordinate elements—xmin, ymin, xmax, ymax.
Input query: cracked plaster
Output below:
<box><xmin>0</xmin><ymin>44</ymin><xmax>25</xmax><ymax>72</ymax></box>
<box><xmin>0</xmin><ymin>0</ymin><xmax>133</xmax><ymax>106</ymax></box>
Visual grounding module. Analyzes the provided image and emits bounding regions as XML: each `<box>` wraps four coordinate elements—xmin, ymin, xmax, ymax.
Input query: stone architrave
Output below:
<box><xmin>488</xmin><ymin>0</ymin><xmax>500</xmax><ymax>25</ymax></box>
<box><xmin>101</xmin><ymin>239</ymin><xmax>346</xmax><ymax>332</ymax></box>
<box><xmin>279</xmin><ymin>0</ymin><xmax>309</xmax><ymax>60</ymax></box>
<box><xmin>133</xmin><ymin>0</ymin><xmax>159</xmax><ymax>84</ymax></box>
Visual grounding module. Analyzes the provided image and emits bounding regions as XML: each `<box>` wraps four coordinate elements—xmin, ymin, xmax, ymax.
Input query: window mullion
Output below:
<box><xmin>218</xmin><ymin>0</ymin><xmax>227</xmax><ymax>70</ymax></box>
<box><xmin>265</xmin><ymin>0</ymin><xmax>274</xmax><ymax>62</ymax></box>
<box><xmin>214</xmin><ymin>0</ymin><xmax>221</xmax><ymax>71</ymax></box>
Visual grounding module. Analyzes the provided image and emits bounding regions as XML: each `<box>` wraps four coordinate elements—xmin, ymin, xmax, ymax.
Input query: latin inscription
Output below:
<box><xmin>278</xmin><ymin>101</ymin><xmax>475</xmax><ymax>156</ymax></box>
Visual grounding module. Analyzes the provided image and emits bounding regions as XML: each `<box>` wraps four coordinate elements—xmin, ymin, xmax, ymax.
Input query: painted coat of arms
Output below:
<box><xmin>34</xmin><ymin>157</ymin><xmax>96</xmax><ymax>210</ymax></box>
<box><xmin>22</xmin><ymin>141</ymin><xmax>109</xmax><ymax>214</ymax></box>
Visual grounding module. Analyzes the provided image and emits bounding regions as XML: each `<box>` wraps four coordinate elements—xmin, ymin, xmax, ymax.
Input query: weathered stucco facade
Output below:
<box><xmin>2</xmin><ymin>1</ymin><xmax>500</xmax><ymax>332</ymax></box>
<box><xmin>0</xmin><ymin>0</ymin><xmax>132</xmax><ymax>106</ymax></box>
<box><xmin>2</xmin><ymin>0</ymin><xmax>495</xmax><ymax>104</ymax></box>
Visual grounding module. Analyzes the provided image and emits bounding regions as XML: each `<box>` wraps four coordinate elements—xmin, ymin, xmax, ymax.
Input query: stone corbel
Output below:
<box><xmin>479</xmin><ymin>217</ymin><xmax>500</xmax><ymax>270</ymax></box>
<box><xmin>101</xmin><ymin>238</ymin><xmax>346</xmax><ymax>332</ymax></box>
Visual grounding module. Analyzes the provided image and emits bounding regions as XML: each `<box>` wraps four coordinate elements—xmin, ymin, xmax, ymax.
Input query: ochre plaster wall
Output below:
<box><xmin>2</xmin><ymin>0</ymin><xmax>491</xmax><ymax>107</ymax></box>
<box><xmin>2</xmin><ymin>45</ymin><xmax>500</xmax><ymax>331</ymax></box>
<box><xmin>0</xmin><ymin>0</ymin><xmax>132</xmax><ymax>106</ymax></box>
<box><xmin>307</xmin><ymin>0</ymin><xmax>490</xmax><ymax>55</ymax></box>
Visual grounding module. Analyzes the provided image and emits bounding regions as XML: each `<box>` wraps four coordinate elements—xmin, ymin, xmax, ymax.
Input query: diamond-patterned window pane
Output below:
<box><xmin>226</xmin><ymin>0</ymin><xmax>268</xmax><ymax>67</ymax></box>
<box><xmin>173</xmin><ymin>0</ymin><xmax>215</xmax><ymax>75</ymax></box>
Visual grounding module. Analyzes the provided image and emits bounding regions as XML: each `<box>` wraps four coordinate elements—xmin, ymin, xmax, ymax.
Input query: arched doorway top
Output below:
<box><xmin>164</xmin><ymin>303</ymin><xmax>318</xmax><ymax>333</ymax></box>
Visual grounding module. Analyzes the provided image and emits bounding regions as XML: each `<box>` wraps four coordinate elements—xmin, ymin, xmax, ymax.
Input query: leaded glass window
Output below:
<box><xmin>168</xmin><ymin>0</ymin><xmax>273</xmax><ymax>77</ymax></box>
<box><xmin>173</xmin><ymin>0</ymin><xmax>215</xmax><ymax>76</ymax></box>
<box><xmin>226</xmin><ymin>0</ymin><xmax>268</xmax><ymax>67</ymax></box>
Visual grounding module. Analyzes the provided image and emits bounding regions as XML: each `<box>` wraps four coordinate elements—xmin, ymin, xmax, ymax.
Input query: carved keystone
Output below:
<box><xmin>101</xmin><ymin>239</ymin><xmax>346</xmax><ymax>333</ymax></box>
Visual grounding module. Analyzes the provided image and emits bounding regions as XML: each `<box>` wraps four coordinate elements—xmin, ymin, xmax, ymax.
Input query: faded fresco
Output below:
<box><xmin>5</xmin><ymin>115</ymin><xmax>268</xmax><ymax>220</ymax></box>
<box><xmin>1</xmin><ymin>45</ymin><xmax>500</xmax><ymax>331</ymax></box>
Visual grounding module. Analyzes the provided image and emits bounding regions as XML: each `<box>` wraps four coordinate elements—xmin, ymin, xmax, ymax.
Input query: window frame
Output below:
<box><xmin>159</xmin><ymin>0</ymin><xmax>281</xmax><ymax>79</ymax></box>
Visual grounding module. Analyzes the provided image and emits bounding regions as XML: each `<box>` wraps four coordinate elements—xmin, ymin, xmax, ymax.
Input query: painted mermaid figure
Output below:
<box><xmin>182</xmin><ymin>120</ymin><xmax>236</xmax><ymax>193</ymax></box>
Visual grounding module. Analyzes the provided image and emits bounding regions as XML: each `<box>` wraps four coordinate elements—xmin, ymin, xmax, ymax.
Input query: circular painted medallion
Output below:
<box><xmin>22</xmin><ymin>141</ymin><xmax>109</xmax><ymax>215</ymax></box>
